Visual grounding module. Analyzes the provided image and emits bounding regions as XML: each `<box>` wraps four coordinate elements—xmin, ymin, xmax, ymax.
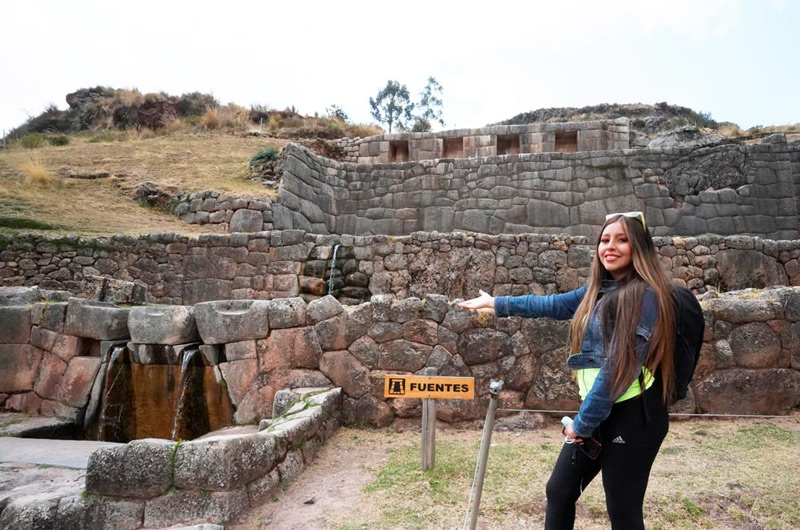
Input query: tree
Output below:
<box><xmin>415</xmin><ymin>76</ymin><xmax>445</xmax><ymax>129</ymax></box>
<box><xmin>325</xmin><ymin>104</ymin><xmax>349</xmax><ymax>122</ymax></box>
<box><xmin>369</xmin><ymin>80</ymin><xmax>414</xmax><ymax>133</ymax></box>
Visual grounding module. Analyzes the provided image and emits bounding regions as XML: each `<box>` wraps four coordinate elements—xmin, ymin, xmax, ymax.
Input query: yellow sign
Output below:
<box><xmin>384</xmin><ymin>375</ymin><xmax>475</xmax><ymax>400</ymax></box>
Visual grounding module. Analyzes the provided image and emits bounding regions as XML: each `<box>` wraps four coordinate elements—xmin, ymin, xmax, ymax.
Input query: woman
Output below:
<box><xmin>459</xmin><ymin>212</ymin><xmax>676</xmax><ymax>530</ymax></box>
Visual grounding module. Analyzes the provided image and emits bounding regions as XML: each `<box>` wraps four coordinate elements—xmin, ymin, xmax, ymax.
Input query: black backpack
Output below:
<box><xmin>670</xmin><ymin>285</ymin><xmax>705</xmax><ymax>404</ymax></box>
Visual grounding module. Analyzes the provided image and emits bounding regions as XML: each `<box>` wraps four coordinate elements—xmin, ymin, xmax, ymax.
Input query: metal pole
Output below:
<box><xmin>467</xmin><ymin>379</ymin><xmax>504</xmax><ymax>530</ymax></box>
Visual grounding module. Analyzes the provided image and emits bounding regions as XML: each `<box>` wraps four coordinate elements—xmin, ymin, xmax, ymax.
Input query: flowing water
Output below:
<box><xmin>328</xmin><ymin>243</ymin><xmax>340</xmax><ymax>295</ymax></box>
<box><xmin>90</xmin><ymin>346</ymin><xmax>234</xmax><ymax>443</ymax></box>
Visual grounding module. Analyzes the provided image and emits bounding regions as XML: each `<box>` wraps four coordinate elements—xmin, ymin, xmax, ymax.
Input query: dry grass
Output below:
<box><xmin>718</xmin><ymin>123</ymin><xmax>745</xmax><ymax>137</ymax></box>
<box><xmin>16</xmin><ymin>155</ymin><xmax>51</xmax><ymax>185</ymax></box>
<box><xmin>325</xmin><ymin>414</ymin><xmax>800</xmax><ymax>530</ymax></box>
<box><xmin>0</xmin><ymin>132</ymin><xmax>286</xmax><ymax>236</ymax></box>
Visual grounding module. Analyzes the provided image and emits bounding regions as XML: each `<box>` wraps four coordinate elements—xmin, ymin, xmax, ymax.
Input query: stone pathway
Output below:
<box><xmin>0</xmin><ymin>437</ymin><xmax>120</xmax><ymax>469</ymax></box>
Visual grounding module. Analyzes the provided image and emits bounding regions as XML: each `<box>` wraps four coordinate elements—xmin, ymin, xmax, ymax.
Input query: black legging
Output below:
<box><xmin>545</xmin><ymin>383</ymin><xmax>669</xmax><ymax>530</ymax></box>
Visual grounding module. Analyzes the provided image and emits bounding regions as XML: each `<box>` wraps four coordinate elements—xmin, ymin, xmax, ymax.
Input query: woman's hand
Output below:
<box><xmin>458</xmin><ymin>290</ymin><xmax>495</xmax><ymax>311</ymax></box>
<box><xmin>563</xmin><ymin>422</ymin><xmax>579</xmax><ymax>443</ymax></box>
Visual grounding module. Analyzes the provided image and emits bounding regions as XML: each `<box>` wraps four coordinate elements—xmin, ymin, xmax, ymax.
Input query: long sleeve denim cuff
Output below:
<box><xmin>494</xmin><ymin>296</ymin><xmax>510</xmax><ymax>317</ymax></box>
<box><xmin>571</xmin><ymin>416</ymin><xmax>593</xmax><ymax>438</ymax></box>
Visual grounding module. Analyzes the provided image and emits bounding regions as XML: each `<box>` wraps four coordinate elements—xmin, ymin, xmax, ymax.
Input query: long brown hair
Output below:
<box><xmin>569</xmin><ymin>215</ymin><xmax>677</xmax><ymax>403</ymax></box>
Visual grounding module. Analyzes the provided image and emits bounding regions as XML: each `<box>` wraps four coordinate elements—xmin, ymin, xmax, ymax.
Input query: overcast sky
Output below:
<box><xmin>1</xmin><ymin>0</ymin><xmax>797</xmax><ymax>135</ymax></box>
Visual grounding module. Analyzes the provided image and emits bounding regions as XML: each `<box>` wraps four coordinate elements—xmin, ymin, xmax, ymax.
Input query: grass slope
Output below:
<box><xmin>329</xmin><ymin>416</ymin><xmax>800</xmax><ymax>530</ymax></box>
<box><xmin>0</xmin><ymin>132</ymin><xmax>285</xmax><ymax>237</ymax></box>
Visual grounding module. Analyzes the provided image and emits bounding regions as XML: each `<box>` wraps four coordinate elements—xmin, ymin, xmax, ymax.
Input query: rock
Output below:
<box><xmin>0</xmin><ymin>306</ymin><xmax>31</xmax><ymax>343</ymax></box>
<box><xmin>277</xmin><ymin>450</ymin><xmax>305</xmax><ymax>484</ymax></box>
<box><xmin>499</xmin><ymin>353</ymin><xmax>536</xmax><ymax>391</ymax></box>
<box><xmin>174</xmin><ymin>432</ymin><xmax>276</xmax><ymax>490</ymax></box>
<box><xmin>457</xmin><ymin>329</ymin><xmax>512</xmax><ymax>365</ymax></box>
<box><xmin>728</xmin><ymin>322</ymin><xmax>781</xmax><ymax>368</ymax></box>
<box><xmin>51</xmin><ymin>334</ymin><xmax>91</xmax><ymax>362</ymax></box>
<box><xmin>143</xmin><ymin>489</ymin><xmax>249</xmax><ymax>528</ymax></box>
<box><xmin>423</xmin><ymin>294</ymin><xmax>449</xmax><ymax>322</ymax></box>
<box><xmin>344</xmin><ymin>303</ymin><xmax>373</xmax><ymax>345</ymax></box>
<box><xmin>128</xmin><ymin>305</ymin><xmax>199</xmax><ymax>345</ymax></box>
<box><xmin>520</xmin><ymin>318</ymin><xmax>570</xmax><ymax>355</ymax></box>
<box><xmin>273</xmin><ymin>388</ymin><xmax>300</xmax><ymax>417</ymax></box>
<box><xmin>348</xmin><ymin>335</ymin><xmax>380</xmax><ymax>368</ymax></box>
<box><xmin>307</xmin><ymin>295</ymin><xmax>343</xmax><ymax>323</ymax></box>
<box><xmin>57</xmin><ymin>357</ymin><xmax>102</xmax><ymax>408</ymax></box>
<box><xmin>647</xmin><ymin>126</ymin><xmax>722</xmax><ymax>150</ymax></box>
<box><xmin>218</xmin><ymin>360</ymin><xmax>258</xmax><ymax>409</ymax></box>
<box><xmin>0</xmin><ymin>344</ymin><xmax>43</xmax><ymax>393</ymax></box>
<box><xmin>268</xmin><ymin>297</ymin><xmax>307</xmax><ymax>329</ymax></box>
<box><xmin>392</xmin><ymin>297</ymin><xmax>424</xmax><ymax>323</ymax></box>
<box><xmin>86</xmin><ymin>438</ymin><xmax>176</xmax><ymax>498</ymax></box>
<box><xmin>762</xmin><ymin>133</ymin><xmax>787</xmax><ymax>144</ymax></box>
<box><xmin>369</xmin><ymin>322</ymin><xmax>404</xmax><ymax>343</ymax></box>
<box><xmin>441</xmin><ymin>303</ymin><xmax>474</xmax><ymax>334</ymax></box>
<box><xmin>708</xmin><ymin>298</ymin><xmax>776</xmax><ymax>323</ymax></box>
<box><xmin>0</xmin><ymin>493</ymin><xmax>61</xmax><ymax>530</ymax></box>
<box><xmin>82</xmin><ymin>275</ymin><xmax>147</xmax><ymax>305</ymax></box>
<box><xmin>436</xmin><ymin>397</ymin><xmax>487</xmax><ymax>422</ymax></box>
<box><xmin>230</xmin><ymin>209</ymin><xmax>265</xmax><ymax>232</ymax></box>
<box><xmin>0</xmin><ymin>286</ymin><xmax>43</xmax><ymax>306</ymax></box>
<box><xmin>314</xmin><ymin>312</ymin><xmax>348</xmax><ymax>351</ymax></box>
<box><xmin>495</xmin><ymin>412</ymin><xmax>546</xmax><ymax>432</ymax></box>
<box><xmin>247</xmin><ymin>468</ymin><xmax>281</xmax><ymax>506</ymax></box>
<box><xmin>694</xmin><ymin>368</ymin><xmax>800</xmax><ymax>415</ymax></box>
<box><xmin>31</xmin><ymin>302</ymin><xmax>67</xmax><ymax>332</ymax></box>
<box><xmin>283</xmin><ymin>369</ymin><xmax>331</xmax><ymax>388</ymax></box>
<box><xmin>31</xmin><ymin>326</ymin><xmax>58</xmax><ymax>351</ymax></box>
<box><xmin>343</xmin><ymin>393</ymin><xmax>395</xmax><ymax>427</ymax></box>
<box><xmin>33</xmin><ymin>352</ymin><xmax>68</xmax><ymax>400</ymax></box>
<box><xmin>64</xmin><ymin>298</ymin><xmax>130</xmax><ymax>340</ymax></box>
<box><xmin>224</xmin><ymin>340</ymin><xmax>257</xmax><ymax>361</ymax></box>
<box><xmin>56</xmin><ymin>494</ymin><xmax>144</xmax><ymax>530</ymax></box>
<box><xmin>525</xmin><ymin>347</ymin><xmax>581</xmax><ymax>412</ymax></box>
<box><xmin>403</xmin><ymin>319</ymin><xmax>438</xmax><ymax>346</ymax></box>
<box><xmin>258</xmin><ymin>327</ymin><xmax>322</xmax><ymax>372</ymax></box>
<box><xmin>319</xmin><ymin>351</ymin><xmax>370</xmax><ymax>398</ymax></box>
<box><xmin>194</xmin><ymin>300</ymin><xmax>272</xmax><ymax>344</ymax></box>
<box><xmin>377</xmin><ymin>339</ymin><xmax>432</xmax><ymax>371</ymax></box>
<box><xmin>715</xmin><ymin>250</ymin><xmax>788</xmax><ymax>291</ymax></box>
<box><xmin>670</xmin><ymin>386</ymin><xmax>697</xmax><ymax>415</ymax></box>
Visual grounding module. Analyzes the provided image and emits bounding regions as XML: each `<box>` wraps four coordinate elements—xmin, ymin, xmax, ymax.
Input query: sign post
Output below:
<box><xmin>384</xmin><ymin>372</ymin><xmax>474</xmax><ymax>471</ymax></box>
<box><xmin>421</xmin><ymin>367</ymin><xmax>437</xmax><ymax>470</ymax></box>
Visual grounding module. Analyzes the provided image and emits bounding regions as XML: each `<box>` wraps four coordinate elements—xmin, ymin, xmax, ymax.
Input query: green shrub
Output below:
<box><xmin>249</xmin><ymin>148</ymin><xmax>280</xmax><ymax>169</ymax></box>
<box><xmin>19</xmin><ymin>133</ymin><xmax>46</xmax><ymax>149</ymax></box>
<box><xmin>48</xmin><ymin>134</ymin><xmax>70</xmax><ymax>146</ymax></box>
<box><xmin>184</xmin><ymin>115</ymin><xmax>201</xmax><ymax>126</ymax></box>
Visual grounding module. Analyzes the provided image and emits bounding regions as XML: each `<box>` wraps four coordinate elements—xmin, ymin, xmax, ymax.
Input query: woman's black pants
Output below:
<box><xmin>544</xmin><ymin>385</ymin><xmax>669</xmax><ymax>530</ymax></box>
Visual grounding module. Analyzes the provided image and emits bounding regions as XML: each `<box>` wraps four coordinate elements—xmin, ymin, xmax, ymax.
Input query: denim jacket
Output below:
<box><xmin>495</xmin><ymin>280</ymin><xmax>658</xmax><ymax>437</ymax></box>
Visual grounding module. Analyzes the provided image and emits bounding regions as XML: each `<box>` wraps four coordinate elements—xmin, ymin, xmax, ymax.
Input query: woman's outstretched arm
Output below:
<box><xmin>459</xmin><ymin>286</ymin><xmax>587</xmax><ymax>320</ymax></box>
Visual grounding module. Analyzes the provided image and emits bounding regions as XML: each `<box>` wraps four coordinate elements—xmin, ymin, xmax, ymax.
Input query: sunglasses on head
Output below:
<box><xmin>605</xmin><ymin>211</ymin><xmax>646</xmax><ymax>230</ymax></box>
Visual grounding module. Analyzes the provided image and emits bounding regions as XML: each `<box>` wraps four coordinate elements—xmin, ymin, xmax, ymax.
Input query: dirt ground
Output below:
<box><xmin>230</xmin><ymin>414</ymin><xmax>800</xmax><ymax>530</ymax></box>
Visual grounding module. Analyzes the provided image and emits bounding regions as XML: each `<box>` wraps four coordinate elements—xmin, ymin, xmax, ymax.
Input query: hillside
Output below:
<box><xmin>0</xmin><ymin>132</ymin><xmax>286</xmax><ymax>237</ymax></box>
<box><xmin>2</xmin><ymin>90</ymin><xmax>799</xmax><ymax>239</ymax></box>
<box><xmin>497</xmin><ymin>102</ymin><xmax>800</xmax><ymax>140</ymax></box>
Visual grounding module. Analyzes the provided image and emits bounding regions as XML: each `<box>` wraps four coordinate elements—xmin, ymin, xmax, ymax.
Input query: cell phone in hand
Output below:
<box><xmin>560</xmin><ymin>416</ymin><xmax>601</xmax><ymax>460</ymax></box>
<box><xmin>576</xmin><ymin>436</ymin><xmax>602</xmax><ymax>460</ymax></box>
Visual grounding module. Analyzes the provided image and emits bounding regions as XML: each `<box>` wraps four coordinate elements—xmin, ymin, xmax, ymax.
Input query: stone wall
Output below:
<box><xmin>172</xmin><ymin>190</ymin><xmax>275</xmax><ymax>233</ymax></box>
<box><xmin>333</xmin><ymin>119</ymin><xmax>631</xmax><ymax>164</ymax></box>
<box><xmin>3</xmin><ymin>287</ymin><xmax>800</xmax><ymax>431</ymax></box>
<box><xmin>0</xmin><ymin>386</ymin><xmax>342</xmax><ymax>530</ymax></box>
<box><xmin>278</xmin><ymin>138</ymin><xmax>800</xmax><ymax>239</ymax></box>
<box><xmin>2</xmin><ymin>232</ymin><xmax>800</xmax><ymax>306</ymax></box>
